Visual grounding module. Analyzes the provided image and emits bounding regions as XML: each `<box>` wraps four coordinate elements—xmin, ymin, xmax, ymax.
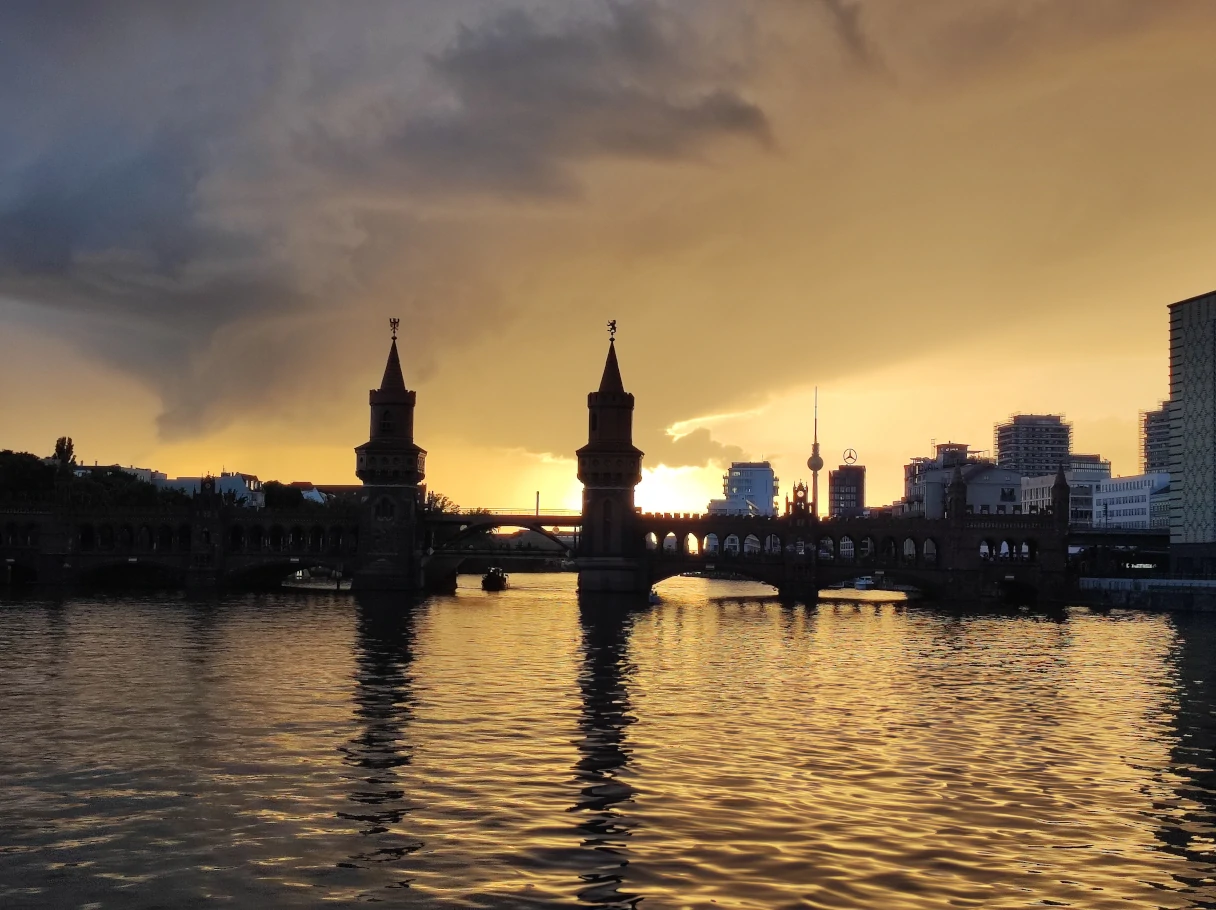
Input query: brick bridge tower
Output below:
<box><xmin>576</xmin><ymin>329</ymin><xmax>647</xmax><ymax>592</ymax></box>
<box><xmin>353</xmin><ymin>319</ymin><xmax>427</xmax><ymax>590</ymax></box>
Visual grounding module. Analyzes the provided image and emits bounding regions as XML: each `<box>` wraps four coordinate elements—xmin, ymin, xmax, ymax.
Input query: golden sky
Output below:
<box><xmin>2</xmin><ymin>1</ymin><xmax>1214</xmax><ymax>512</ymax></box>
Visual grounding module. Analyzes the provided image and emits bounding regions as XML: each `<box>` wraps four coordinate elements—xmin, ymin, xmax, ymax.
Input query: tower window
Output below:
<box><xmin>380</xmin><ymin>411</ymin><xmax>394</xmax><ymax>434</ymax></box>
<box><xmin>590</xmin><ymin>413</ymin><xmax>598</xmax><ymax>433</ymax></box>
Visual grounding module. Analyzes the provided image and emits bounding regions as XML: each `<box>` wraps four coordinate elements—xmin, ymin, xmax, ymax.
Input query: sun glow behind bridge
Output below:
<box><xmin>554</xmin><ymin>463</ymin><xmax>717</xmax><ymax>514</ymax></box>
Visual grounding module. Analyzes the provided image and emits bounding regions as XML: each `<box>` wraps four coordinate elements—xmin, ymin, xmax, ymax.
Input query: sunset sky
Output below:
<box><xmin>2</xmin><ymin>1</ymin><xmax>1215</xmax><ymax>512</ymax></box>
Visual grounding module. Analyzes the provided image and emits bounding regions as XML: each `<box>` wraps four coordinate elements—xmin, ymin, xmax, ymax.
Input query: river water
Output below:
<box><xmin>1</xmin><ymin>574</ymin><xmax>1215</xmax><ymax>909</ymax></box>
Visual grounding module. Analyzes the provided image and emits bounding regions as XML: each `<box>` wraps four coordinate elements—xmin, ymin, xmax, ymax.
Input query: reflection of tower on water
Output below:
<box><xmin>338</xmin><ymin>596</ymin><xmax>421</xmax><ymax>871</ymax></box>
<box><xmin>572</xmin><ymin>603</ymin><xmax>642</xmax><ymax>909</ymax></box>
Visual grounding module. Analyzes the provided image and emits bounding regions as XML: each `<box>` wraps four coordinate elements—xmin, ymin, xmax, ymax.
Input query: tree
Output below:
<box><xmin>425</xmin><ymin>491</ymin><xmax>460</xmax><ymax>513</ymax></box>
<box><xmin>0</xmin><ymin>450</ymin><xmax>56</xmax><ymax>499</ymax></box>
<box><xmin>53</xmin><ymin>436</ymin><xmax>75</xmax><ymax>467</ymax></box>
<box><xmin>263</xmin><ymin>481</ymin><xmax>305</xmax><ymax>510</ymax></box>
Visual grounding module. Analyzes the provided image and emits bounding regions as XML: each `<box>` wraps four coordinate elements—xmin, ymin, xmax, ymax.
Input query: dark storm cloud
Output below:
<box><xmin>814</xmin><ymin>0</ymin><xmax>882</xmax><ymax>69</ymax></box>
<box><xmin>308</xmin><ymin>3</ymin><xmax>770</xmax><ymax>197</ymax></box>
<box><xmin>0</xmin><ymin>1</ymin><xmax>770</xmax><ymax>438</ymax></box>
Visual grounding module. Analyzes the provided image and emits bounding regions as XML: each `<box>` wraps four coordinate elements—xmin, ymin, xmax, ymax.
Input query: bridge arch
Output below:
<box><xmin>818</xmin><ymin>537</ymin><xmax>836</xmax><ymax>562</ymax></box>
<box><xmin>156</xmin><ymin>524</ymin><xmax>173</xmax><ymax>552</ymax></box>
<box><xmin>434</xmin><ymin>519</ymin><xmax>573</xmax><ymax>554</ymax></box>
<box><xmin>648</xmin><ymin>560</ymin><xmax>782</xmax><ymax>591</ymax></box>
<box><xmin>76</xmin><ymin>559</ymin><xmax>187</xmax><ymax>588</ymax></box>
<box><xmin>838</xmin><ymin>535</ymin><xmax>855</xmax><ymax>563</ymax></box>
<box><xmin>704</xmin><ymin>533</ymin><xmax>719</xmax><ymax>555</ymax></box>
<box><xmin>902</xmin><ymin>537</ymin><xmax>917</xmax><ymax>566</ymax></box>
<box><xmin>923</xmin><ymin>538</ymin><xmax>938</xmax><ymax>567</ymax></box>
<box><xmin>223</xmin><ymin>558</ymin><xmax>349</xmax><ymax>591</ymax></box>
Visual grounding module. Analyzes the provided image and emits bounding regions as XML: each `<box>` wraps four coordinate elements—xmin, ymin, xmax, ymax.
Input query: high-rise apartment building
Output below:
<box><xmin>707</xmin><ymin>462</ymin><xmax>779</xmax><ymax>516</ymax></box>
<box><xmin>994</xmin><ymin>414</ymin><xmax>1072</xmax><ymax>477</ymax></box>
<box><xmin>828</xmin><ymin>464</ymin><xmax>866</xmax><ymax>518</ymax></box>
<box><xmin>1142</xmin><ymin>404</ymin><xmax>1170</xmax><ymax>474</ymax></box>
<box><xmin>1169</xmin><ymin>291</ymin><xmax>1216</xmax><ymax>571</ymax></box>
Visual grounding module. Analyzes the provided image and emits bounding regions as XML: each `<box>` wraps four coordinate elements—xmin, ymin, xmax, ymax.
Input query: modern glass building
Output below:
<box><xmin>1169</xmin><ymin>290</ymin><xmax>1216</xmax><ymax>571</ymax></box>
<box><xmin>994</xmin><ymin>414</ymin><xmax>1073</xmax><ymax>477</ymax></box>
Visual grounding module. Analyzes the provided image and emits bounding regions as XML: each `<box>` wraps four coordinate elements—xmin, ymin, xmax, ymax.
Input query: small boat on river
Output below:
<box><xmin>481</xmin><ymin>567</ymin><xmax>509</xmax><ymax>591</ymax></box>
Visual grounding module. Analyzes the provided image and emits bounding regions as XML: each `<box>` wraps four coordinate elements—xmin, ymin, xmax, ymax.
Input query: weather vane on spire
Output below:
<box><xmin>390</xmin><ymin>317</ymin><xmax>400</xmax><ymax>341</ymax></box>
<box><xmin>607</xmin><ymin>319</ymin><xmax>617</xmax><ymax>340</ymax></box>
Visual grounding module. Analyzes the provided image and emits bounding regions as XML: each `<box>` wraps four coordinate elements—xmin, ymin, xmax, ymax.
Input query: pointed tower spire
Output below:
<box><xmin>598</xmin><ymin>339</ymin><xmax>625</xmax><ymax>394</ymax></box>
<box><xmin>376</xmin><ymin>317</ymin><xmax>406</xmax><ymax>391</ymax></box>
<box><xmin>380</xmin><ymin>338</ymin><xmax>406</xmax><ymax>392</ymax></box>
<box><xmin>356</xmin><ymin>318</ymin><xmax>425</xmax><ymax>488</ymax></box>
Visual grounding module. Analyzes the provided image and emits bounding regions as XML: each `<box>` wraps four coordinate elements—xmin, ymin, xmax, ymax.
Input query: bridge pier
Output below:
<box><xmin>576</xmin><ymin>557</ymin><xmax>650</xmax><ymax>594</ymax></box>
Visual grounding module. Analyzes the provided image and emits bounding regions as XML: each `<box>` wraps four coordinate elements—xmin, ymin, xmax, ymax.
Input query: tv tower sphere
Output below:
<box><xmin>808</xmin><ymin>451</ymin><xmax>824</xmax><ymax>473</ymax></box>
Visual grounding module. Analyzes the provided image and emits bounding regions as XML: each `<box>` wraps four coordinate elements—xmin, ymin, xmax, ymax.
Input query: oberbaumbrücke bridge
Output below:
<box><xmin>2</xmin><ymin>326</ymin><xmax>1094</xmax><ymax>601</ymax></box>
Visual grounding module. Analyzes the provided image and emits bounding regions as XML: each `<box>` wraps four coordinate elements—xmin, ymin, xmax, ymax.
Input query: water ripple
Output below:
<box><xmin>0</xmin><ymin>577</ymin><xmax>1214</xmax><ymax>907</ymax></box>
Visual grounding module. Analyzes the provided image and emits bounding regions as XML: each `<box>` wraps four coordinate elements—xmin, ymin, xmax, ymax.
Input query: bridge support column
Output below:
<box><xmin>576</xmin><ymin>557</ymin><xmax>650</xmax><ymax>594</ymax></box>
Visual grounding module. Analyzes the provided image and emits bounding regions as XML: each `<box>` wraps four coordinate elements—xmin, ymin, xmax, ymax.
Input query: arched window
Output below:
<box><xmin>379</xmin><ymin>410</ymin><xmax>394</xmax><ymax>434</ymax></box>
<box><xmin>375</xmin><ymin>498</ymin><xmax>396</xmax><ymax>520</ymax></box>
<box><xmin>590</xmin><ymin>412</ymin><xmax>598</xmax><ymax>433</ymax></box>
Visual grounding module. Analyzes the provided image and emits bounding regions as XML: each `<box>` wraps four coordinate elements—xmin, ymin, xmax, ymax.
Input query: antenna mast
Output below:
<box><xmin>807</xmin><ymin>386</ymin><xmax>824</xmax><ymax>519</ymax></box>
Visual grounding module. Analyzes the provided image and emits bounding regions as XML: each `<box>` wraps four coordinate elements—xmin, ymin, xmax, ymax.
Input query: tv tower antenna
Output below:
<box><xmin>807</xmin><ymin>387</ymin><xmax>824</xmax><ymax>519</ymax></box>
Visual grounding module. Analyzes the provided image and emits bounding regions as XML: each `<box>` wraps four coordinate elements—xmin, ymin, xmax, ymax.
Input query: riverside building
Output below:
<box><xmin>900</xmin><ymin>443</ymin><xmax>1022</xmax><ymax>519</ymax></box>
<box><xmin>1093</xmin><ymin>473</ymin><xmax>1171</xmax><ymax>530</ymax></box>
<box><xmin>707</xmin><ymin>461</ymin><xmax>779</xmax><ymax>517</ymax></box>
<box><xmin>1142</xmin><ymin>404</ymin><xmax>1171</xmax><ymax>474</ymax></box>
<box><xmin>1021</xmin><ymin>455</ymin><xmax>1111</xmax><ymax>527</ymax></box>
<box><xmin>828</xmin><ymin>464</ymin><xmax>866</xmax><ymax>518</ymax></box>
<box><xmin>995</xmin><ymin>414</ymin><xmax>1072</xmax><ymax>477</ymax></box>
<box><xmin>1169</xmin><ymin>291</ymin><xmax>1216</xmax><ymax>571</ymax></box>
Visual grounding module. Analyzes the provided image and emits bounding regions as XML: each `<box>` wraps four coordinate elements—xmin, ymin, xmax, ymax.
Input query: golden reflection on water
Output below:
<box><xmin>0</xmin><ymin>576</ymin><xmax>1214</xmax><ymax>908</ymax></box>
